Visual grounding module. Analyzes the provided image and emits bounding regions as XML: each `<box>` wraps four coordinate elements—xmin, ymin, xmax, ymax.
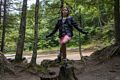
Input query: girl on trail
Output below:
<box><xmin>46</xmin><ymin>7</ymin><xmax>88</xmax><ymax>62</ymax></box>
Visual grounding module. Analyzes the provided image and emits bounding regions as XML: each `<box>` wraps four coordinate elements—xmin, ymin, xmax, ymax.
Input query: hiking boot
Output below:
<box><xmin>54</xmin><ymin>54</ymin><xmax>62</xmax><ymax>63</ymax></box>
<box><xmin>62</xmin><ymin>58</ymin><xmax>68</xmax><ymax>62</ymax></box>
<box><xmin>57</xmin><ymin>54</ymin><xmax>62</xmax><ymax>62</ymax></box>
<box><xmin>62</xmin><ymin>58</ymin><xmax>68</xmax><ymax>66</ymax></box>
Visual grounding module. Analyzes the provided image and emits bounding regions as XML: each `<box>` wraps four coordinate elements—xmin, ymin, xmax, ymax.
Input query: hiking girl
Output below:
<box><xmin>46</xmin><ymin>7</ymin><xmax>88</xmax><ymax>62</ymax></box>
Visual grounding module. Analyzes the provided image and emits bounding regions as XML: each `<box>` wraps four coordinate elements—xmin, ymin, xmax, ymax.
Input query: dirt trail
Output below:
<box><xmin>5</xmin><ymin>49</ymin><xmax>94</xmax><ymax>64</ymax></box>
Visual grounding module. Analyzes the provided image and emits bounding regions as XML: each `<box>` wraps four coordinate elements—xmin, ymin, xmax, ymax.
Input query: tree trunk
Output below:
<box><xmin>1</xmin><ymin>0</ymin><xmax>7</xmax><ymax>52</ymax></box>
<box><xmin>0</xmin><ymin>0</ymin><xmax>2</xmax><ymax>24</ymax></box>
<box><xmin>15</xmin><ymin>0</ymin><xmax>27</xmax><ymax>62</ymax></box>
<box><xmin>30</xmin><ymin>0</ymin><xmax>39</xmax><ymax>65</ymax></box>
<box><xmin>60</xmin><ymin>0</ymin><xmax>64</xmax><ymax>9</ymax></box>
<box><xmin>60</xmin><ymin>0</ymin><xmax>64</xmax><ymax>17</ymax></box>
<box><xmin>114</xmin><ymin>0</ymin><xmax>120</xmax><ymax>45</ymax></box>
<box><xmin>58</xmin><ymin>64</ymin><xmax>78</xmax><ymax>80</ymax></box>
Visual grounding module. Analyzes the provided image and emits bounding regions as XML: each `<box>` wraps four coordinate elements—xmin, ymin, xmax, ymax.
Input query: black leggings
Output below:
<box><xmin>60</xmin><ymin>43</ymin><xmax>66</xmax><ymax>59</ymax></box>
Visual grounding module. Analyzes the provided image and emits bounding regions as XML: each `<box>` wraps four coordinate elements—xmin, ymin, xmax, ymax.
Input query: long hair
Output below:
<box><xmin>61</xmin><ymin>7</ymin><xmax>70</xmax><ymax>17</ymax></box>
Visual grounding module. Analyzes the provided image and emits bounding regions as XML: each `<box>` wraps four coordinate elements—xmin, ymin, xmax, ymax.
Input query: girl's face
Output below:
<box><xmin>62</xmin><ymin>7</ymin><xmax>69</xmax><ymax>17</ymax></box>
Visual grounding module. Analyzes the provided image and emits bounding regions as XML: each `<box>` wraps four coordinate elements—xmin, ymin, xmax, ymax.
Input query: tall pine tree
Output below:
<box><xmin>15</xmin><ymin>0</ymin><xmax>27</xmax><ymax>62</ymax></box>
<box><xmin>114</xmin><ymin>0</ymin><xmax>120</xmax><ymax>45</ymax></box>
<box><xmin>30</xmin><ymin>0</ymin><xmax>39</xmax><ymax>65</ymax></box>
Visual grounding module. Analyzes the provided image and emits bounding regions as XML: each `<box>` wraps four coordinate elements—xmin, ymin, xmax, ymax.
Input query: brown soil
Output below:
<box><xmin>1</xmin><ymin>48</ymin><xmax>120</xmax><ymax>80</ymax></box>
<box><xmin>74</xmin><ymin>56</ymin><xmax>120</xmax><ymax>80</ymax></box>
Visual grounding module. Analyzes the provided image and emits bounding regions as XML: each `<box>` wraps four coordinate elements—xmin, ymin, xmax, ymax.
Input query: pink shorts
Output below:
<box><xmin>60</xmin><ymin>35</ymin><xmax>71</xmax><ymax>44</ymax></box>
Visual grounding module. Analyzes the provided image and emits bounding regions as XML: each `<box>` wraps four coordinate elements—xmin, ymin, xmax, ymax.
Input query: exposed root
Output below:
<box><xmin>0</xmin><ymin>52</ymin><xmax>16</xmax><ymax>75</ymax></box>
<box><xmin>90</xmin><ymin>44</ymin><xmax>120</xmax><ymax>62</ymax></box>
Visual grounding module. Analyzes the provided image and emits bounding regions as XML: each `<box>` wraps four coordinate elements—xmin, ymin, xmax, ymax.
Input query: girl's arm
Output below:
<box><xmin>70</xmin><ymin>17</ymin><xmax>87</xmax><ymax>34</ymax></box>
<box><xmin>46</xmin><ymin>20</ymin><xmax>59</xmax><ymax>38</ymax></box>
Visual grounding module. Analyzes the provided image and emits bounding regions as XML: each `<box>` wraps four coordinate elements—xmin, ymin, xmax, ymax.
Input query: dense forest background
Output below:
<box><xmin>0</xmin><ymin>0</ymin><xmax>116</xmax><ymax>53</ymax></box>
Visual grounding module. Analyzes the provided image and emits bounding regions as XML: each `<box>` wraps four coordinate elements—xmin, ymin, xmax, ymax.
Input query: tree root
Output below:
<box><xmin>0</xmin><ymin>52</ymin><xmax>16</xmax><ymax>75</ymax></box>
<box><xmin>90</xmin><ymin>44</ymin><xmax>120</xmax><ymax>62</ymax></box>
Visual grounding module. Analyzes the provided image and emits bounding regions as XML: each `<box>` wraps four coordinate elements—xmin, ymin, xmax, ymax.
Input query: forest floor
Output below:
<box><xmin>1</xmin><ymin>48</ymin><xmax>120</xmax><ymax>80</ymax></box>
